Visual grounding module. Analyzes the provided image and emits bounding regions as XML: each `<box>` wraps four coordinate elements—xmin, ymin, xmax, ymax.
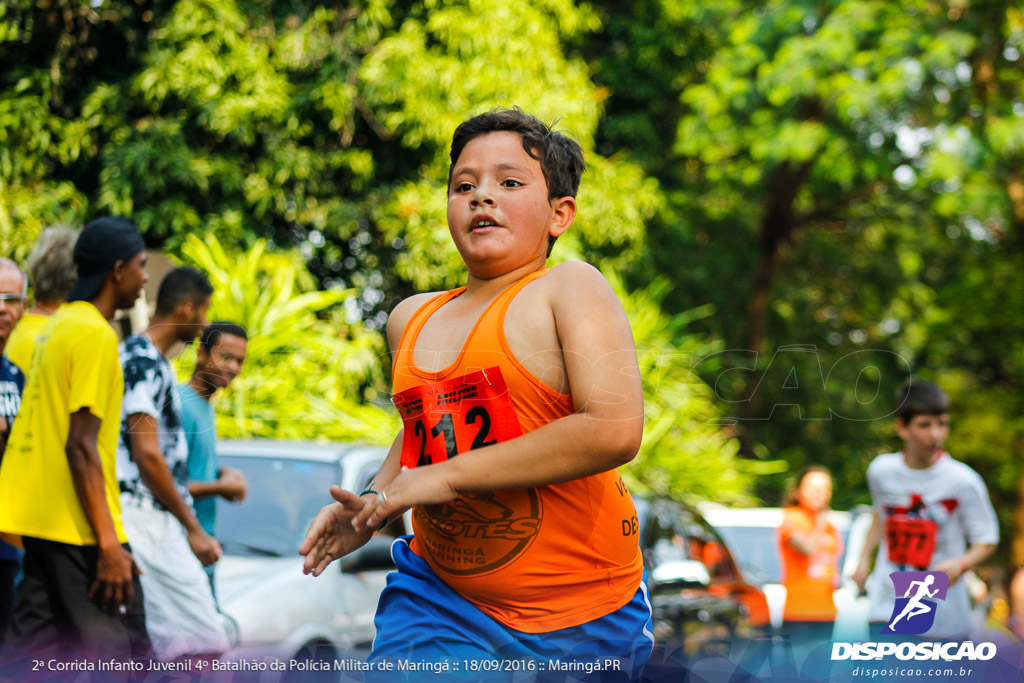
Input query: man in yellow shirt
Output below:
<box><xmin>5</xmin><ymin>226</ymin><xmax>79</xmax><ymax>375</ymax></box>
<box><xmin>0</xmin><ymin>217</ymin><xmax>151</xmax><ymax>664</ymax></box>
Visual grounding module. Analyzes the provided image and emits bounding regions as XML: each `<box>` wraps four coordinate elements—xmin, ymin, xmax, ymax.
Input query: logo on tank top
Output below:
<box><xmin>396</xmin><ymin>366</ymin><xmax>542</xmax><ymax>575</ymax></box>
<box><xmin>415</xmin><ymin>489</ymin><xmax>542</xmax><ymax>576</ymax></box>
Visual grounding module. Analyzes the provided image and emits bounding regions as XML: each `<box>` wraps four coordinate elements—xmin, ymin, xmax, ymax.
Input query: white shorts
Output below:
<box><xmin>120</xmin><ymin>494</ymin><xmax>229</xmax><ymax>659</ymax></box>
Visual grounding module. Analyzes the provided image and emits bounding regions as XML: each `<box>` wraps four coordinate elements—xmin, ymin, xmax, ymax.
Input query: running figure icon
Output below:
<box><xmin>888</xmin><ymin>574</ymin><xmax>939</xmax><ymax>630</ymax></box>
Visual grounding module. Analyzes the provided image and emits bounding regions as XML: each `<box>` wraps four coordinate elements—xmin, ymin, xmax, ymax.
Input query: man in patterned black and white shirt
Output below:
<box><xmin>116</xmin><ymin>267</ymin><xmax>229</xmax><ymax>660</ymax></box>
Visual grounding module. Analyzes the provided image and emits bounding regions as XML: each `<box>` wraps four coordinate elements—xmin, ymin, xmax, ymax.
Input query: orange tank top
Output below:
<box><xmin>391</xmin><ymin>268</ymin><xmax>643</xmax><ymax>633</ymax></box>
<box><xmin>777</xmin><ymin>506</ymin><xmax>841</xmax><ymax>621</ymax></box>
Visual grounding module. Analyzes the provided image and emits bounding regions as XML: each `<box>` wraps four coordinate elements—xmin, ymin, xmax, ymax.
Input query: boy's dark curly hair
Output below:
<box><xmin>449</xmin><ymin>107</ymin><xmax>585</xmax><ymax>256</ymax></box>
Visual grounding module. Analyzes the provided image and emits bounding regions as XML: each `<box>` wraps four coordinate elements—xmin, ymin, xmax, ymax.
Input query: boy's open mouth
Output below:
<box><xmin>471</xmin><ymin>215</ymin><xmax>500</xmax><ymax>231</ymax></box>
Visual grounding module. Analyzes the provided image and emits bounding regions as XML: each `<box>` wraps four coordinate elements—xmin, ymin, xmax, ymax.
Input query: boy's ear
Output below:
<box><xmin>548</xmin><ymin>196</ymin><xmax>577</xmax><ymax>238</ymax></box>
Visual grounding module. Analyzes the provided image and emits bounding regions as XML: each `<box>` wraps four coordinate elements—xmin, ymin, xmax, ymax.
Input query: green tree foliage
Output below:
<box><xmin>1</xmin><ymin>0</ymin><xmax>659</xmax><ymax>320</ymax></box>
<box><xmin>617</xmin><ymin>274</ymin><xmax>785</xmax><ymax>504</ymax></box>
<box><xmin>1</xmin><ymin>0</ymin><xmax>160</xmax><ymax>260</ymax></box>
<box><xmin>174</xmin><ymin>234</ymin><xmax>398</xmax><ymax>443</ymax></box>
<box><xmin>6</xmin><ymin>0</ymin><xmax>1020</xmax><ymax>535</ymax></box>
<box><xmin>2</xmin><ymin>0</ymin><xmax>741</xmax><ymax>500</ymax></box>
<box><xmin>585</xmin><ymin>1</ymin><xmax>1024</xmax><ymax>528</ymax></box>
<box><xmin>358</xmin><ymin>0</ymin><xmax>661</xmax><ymax>290</ymax></box>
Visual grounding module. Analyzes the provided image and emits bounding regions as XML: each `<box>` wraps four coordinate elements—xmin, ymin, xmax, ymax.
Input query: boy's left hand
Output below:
<box><xmin>933</xmin><ymin>558</ymin><xmax>965</xmax><ymax>585</ymax></box>
<box><xmin>353</xmin><ymin>465</ymin><xmax>457</xmax><ymax>533</ymax></box>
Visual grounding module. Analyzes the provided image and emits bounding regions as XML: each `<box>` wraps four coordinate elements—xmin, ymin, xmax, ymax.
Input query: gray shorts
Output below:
<box><xmin>120</xmin><ymin>494</ymin><xmax>229</xmax><ymax>659</ymax></box>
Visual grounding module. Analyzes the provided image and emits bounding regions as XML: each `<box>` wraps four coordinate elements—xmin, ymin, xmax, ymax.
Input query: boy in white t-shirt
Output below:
<box><xmin>852</xmin><ymin>380</ymin><xmax>999</xmax><ymax>639</ymax></box>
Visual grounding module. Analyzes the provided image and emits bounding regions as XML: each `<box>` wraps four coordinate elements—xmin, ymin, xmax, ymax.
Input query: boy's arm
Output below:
<box><xmin>933</xmin><ymin>543</ymin><xmax>997</xmax><ymax>586</ymax></box>
<box><xmin>299</xmin><ymin>429</ymin><xmax>405</xmax><ymax>576</ymax></box>
<box><xmin>852</xmin><ymin>509</ymin><xmax>882</xmax><ymax>592</ymax></box>
<box><xmin>354</xmin><ymin>263</ymin><xmax>644</xmax><ymax>531</ymax></box>
<box><xmin>66</xmin><ymin>408</ymin><xmax>139</xmax><ymax>613</ymax></box>
<box><xmin>934</xmin><ymin>470</ymin><xmax>1000</xmax><ymax>585</ymax></box>
<box><xmin>298</xmin><ymin>296</ymin><xmax>425</xmax><ymax>576</ymax></box>
<box><xmin>126</xmin><ymin>412</ymin><xmax>221</xmax><ymax>567</ymax></box>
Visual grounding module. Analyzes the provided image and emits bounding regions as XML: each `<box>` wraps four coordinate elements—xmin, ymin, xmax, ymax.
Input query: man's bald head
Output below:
<box><xmin>0</xmin><ymin>257</ymin><xmax>27</xmax><ymax>347</ymax></box>
<box><xmin>0</xmin><ymin>258</ymin><xmax>26</xmax><ymax>298</ymax></box>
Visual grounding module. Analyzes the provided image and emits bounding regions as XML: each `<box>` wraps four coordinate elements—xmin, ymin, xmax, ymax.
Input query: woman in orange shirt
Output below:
<box><xmin>778</xmin><ymin>465</ymin><xmax>842</xmax><ymax>655</ymax></box>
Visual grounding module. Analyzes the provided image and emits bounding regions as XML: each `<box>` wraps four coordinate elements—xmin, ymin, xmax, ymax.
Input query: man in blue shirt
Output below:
<box><xmin>0</xmin><ymin>257</ymin><xmax>27</xmax><ymax>642</ymax></box>
<box><xmin>182</xmin><ymin>322</ymin><xmax>249</xmax><ymax>588</ymax></box>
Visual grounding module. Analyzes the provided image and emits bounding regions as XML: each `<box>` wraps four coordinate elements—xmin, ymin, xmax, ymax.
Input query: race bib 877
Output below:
<box><xmin>393</xmin><ymin>367</ymin><xmax>523</xmax><ymax>469</ymax></box>
<box><xmin>885</xmin><ymin>515</ymin><xmax>938</xmax><ymax>569</ymax></box>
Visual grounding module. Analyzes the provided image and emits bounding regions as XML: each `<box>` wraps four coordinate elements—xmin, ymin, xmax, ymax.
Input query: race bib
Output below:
<box><xmin>394</xmin><ymin>367</ymin><xmax>523</xmax><ymax>469</ymax></box>
<box><xmin>885</xmin><ymin>515</ymin><xmax>938</xmax><ymax>569</ymax></box>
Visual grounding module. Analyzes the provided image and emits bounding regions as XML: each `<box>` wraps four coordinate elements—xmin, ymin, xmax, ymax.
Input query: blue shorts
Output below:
<box><xmin>368</xmin><ymin>537</ymin><xmax>654</xmax><ymax>681</ymax></box>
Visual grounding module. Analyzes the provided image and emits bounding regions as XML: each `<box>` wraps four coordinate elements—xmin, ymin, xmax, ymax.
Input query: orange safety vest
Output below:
<box><xmin>392</xmin><ymin>268</ymin><xmax>643</xmax><ymax>633</ymax></box>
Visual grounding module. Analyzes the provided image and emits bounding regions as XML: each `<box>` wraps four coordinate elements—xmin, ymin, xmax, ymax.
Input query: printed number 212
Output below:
<box><xmin>414</xmin><ymin>407</ymin><xmax>498</xmax><ymax>466</ymax></box>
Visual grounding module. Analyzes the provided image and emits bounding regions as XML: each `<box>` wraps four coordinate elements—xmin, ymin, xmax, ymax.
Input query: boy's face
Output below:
<box><xmin>196</xmin><ymin>332</ymin><xmax>247</xmax><ymax>390</ymax></box>
<box><xmin>447</xmin><ymin>131</ymin><xmax>573</xmax><ymax>278</ymax></box>
<box><xmin>895</xmin><ymin>413</ymin><xmax>950</xmax><ymax>460</ymax></box>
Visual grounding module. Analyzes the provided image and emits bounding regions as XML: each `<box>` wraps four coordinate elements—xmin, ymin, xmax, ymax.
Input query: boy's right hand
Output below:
<box><xmin>299</xmin><ymin>485</ymin><xmax>375</xmax><ymax>577</ymax></box>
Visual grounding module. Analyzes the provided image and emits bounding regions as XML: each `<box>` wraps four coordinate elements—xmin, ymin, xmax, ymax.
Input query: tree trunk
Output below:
<box><xmin>737</xmin><ymin>159</ymin><xmax>814</xmax><ymax>458</ymax></box>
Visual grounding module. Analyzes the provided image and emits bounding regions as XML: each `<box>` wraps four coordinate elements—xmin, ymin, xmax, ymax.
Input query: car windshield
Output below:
<box><xmin>636</xmin><ymin>498</ymin><xmax>740</xmax><ymax>585</ymax></box>
<box><xmin>712</xmin><ymin>526</ymin><xmax>783</xmax><ymax>585</ymax></box>
<box><xmin>713</xmin><ymin>523</ymin><xmax>850</xmax><ymax>586</ymax></box>
<box><xmin>217</xmin><ymin>455</ymin><xmax>341</xmax><ymax>558</ymax></box>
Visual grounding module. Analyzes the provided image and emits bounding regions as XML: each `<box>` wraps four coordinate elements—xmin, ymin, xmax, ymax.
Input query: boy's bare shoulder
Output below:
<box><xmin>544</xmin><ymin>261</ymin><xmax>608</xmax><ymax>288</ymax></box>
<box><xmin>527</xmin><ymin>262</ymin><xmax>630</xmax><ymax>346</ymax></box>
<box><xmin>387</xmin><ymin>291</ymin><xmax>444</xmax><ymax>349</ymax></box>
<box><xmin>542</xmin><ymin>261</ymin><xmax>619</xmax><ymax>305</ymax></box>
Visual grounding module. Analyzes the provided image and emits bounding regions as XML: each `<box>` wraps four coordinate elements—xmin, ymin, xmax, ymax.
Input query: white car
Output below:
<box><xmin>696</xmin><ymin>503</ymin><xmax>872</xmax><ymax>641</ymax></box>
<box><xmin>213</xmin><ymin>439</ymin><xmax>404</xmax><ymax>671</ymax></box>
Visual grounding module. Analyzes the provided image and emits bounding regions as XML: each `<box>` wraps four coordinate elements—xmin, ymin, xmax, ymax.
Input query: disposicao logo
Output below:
<box><xmin>831</xmin><ymin>570</ymin><xmax>997</xmax><ymax>663</ymax></box>
<box><xmin>885</xmin><ymin>570</ymin><xmax>948</xmax><ymax>635</ymax></box>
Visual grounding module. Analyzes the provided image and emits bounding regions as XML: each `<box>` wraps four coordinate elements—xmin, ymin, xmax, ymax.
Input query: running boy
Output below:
<box><xmin>852</xmin><ymin>380</ymin><xmax>999</xmax><ymax>639</ymax></box>
<box><xmin>300</xmin><ymin>108</ymin><xmax>651</xmax><ymax>675</ymax></box>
